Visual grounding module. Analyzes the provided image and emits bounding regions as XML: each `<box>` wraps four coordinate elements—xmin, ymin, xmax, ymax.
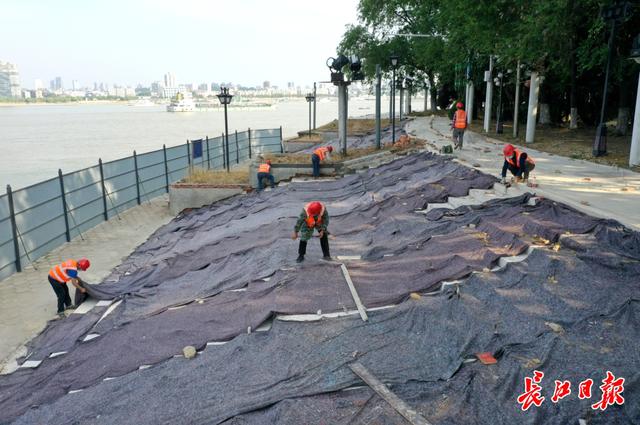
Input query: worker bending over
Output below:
<box><xmin>48</xmin><ymin>258</ymin><xmax>90</xmax><ymax>318</ymax></box>
<box><xmin>256</xmin><ymin>159</ymin><xmax>275</xmax><ymax>190</ymax></box>
<box><xmin>451</xmin><ymin>102</ymin><xmax>467</xmax><ymax>150</ymax></box>
<box><xmin>292</xmin><ymin>201</ymin><xmax>331</xmax><ymax>263</ymax></box>
<box><xmin>311</xmin><ymin>145</ymin><xmax>333</xmax><ymax>178</ymax></box>
<box><xmin>501</xmin><ymin>144</ymin><xmax>536</xmax><ymax>184</ymax></box>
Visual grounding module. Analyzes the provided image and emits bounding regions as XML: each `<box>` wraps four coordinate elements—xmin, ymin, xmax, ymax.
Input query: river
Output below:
<box><xmin>0</xmin><ymin>97</ymin><xmax>414</xmax><ymax>189</ymax></box>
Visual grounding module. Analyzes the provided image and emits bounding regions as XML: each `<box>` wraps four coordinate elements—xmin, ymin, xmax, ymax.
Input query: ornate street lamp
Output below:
<box><xmin>390</xmin><ymin>54</ymin><xmax>399</xmax><ymax>142</ymax></box>
<box><xmin>305</xmin><ymin>93</ymin><xmax>315</xmax><ymax>139</ymax></box>
<box><xmin>216</xmin><ymin>87</ymin><xmax>233</xmax><ymax>171</ymax></box>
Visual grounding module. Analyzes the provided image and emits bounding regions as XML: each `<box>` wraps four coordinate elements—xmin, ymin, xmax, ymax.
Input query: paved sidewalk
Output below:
<box><xmin>0</xmin><ymin>196</ymin><xmax>173</xmax><ymax>372</ymax></box>
<box><xmin>407</xmin><ymin>116</ymin><xmax>640</xmax><ymax>231</ymax></box>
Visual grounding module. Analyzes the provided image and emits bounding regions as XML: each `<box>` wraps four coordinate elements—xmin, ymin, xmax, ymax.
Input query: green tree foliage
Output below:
<box><xmin>339</xmin><ymin>0</ymin><xmax>640</xmax><ymax>126</ymax></box>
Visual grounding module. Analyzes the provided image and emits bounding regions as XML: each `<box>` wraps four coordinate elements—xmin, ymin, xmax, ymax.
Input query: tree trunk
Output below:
<box><xmin>569</xmin><ymin>38</ymin><xmax>578</xmax><ymax>129</ymax></box>
<box><xmin>428</xmin><ymin>74</ymin><xmax>437</xmax><ymax>112</ymax></box>
<box><xmin>423</xmin><ymin>87</ymin><xmax>428</xmax><ymax>112</ymax></box>
<box><xmin>616</xmin><ymin>79</ymin><xmax>632</xmax><ymax>135</ymax></box>
<box><xmin>539</xmin><ymin>103</ymin><xmax>552</xmax><ymax>125</ymax></box>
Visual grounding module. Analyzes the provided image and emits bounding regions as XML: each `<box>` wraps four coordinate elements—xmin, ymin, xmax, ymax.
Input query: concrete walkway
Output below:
<box><xmin>0</xmin><ymin>196</ymin><xmax>173</xmax><ymax>373</ymax></box>
<box><xmin>407</xmin><ymin>116</ymin><xmax>640</xmax><ymax>231</ymax></box>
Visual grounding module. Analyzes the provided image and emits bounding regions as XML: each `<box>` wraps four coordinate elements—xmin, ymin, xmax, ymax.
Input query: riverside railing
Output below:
<box><xmin>0</xmin><ymin>127</ymin><xmax>283</xmax><ymax>281</ymax></box>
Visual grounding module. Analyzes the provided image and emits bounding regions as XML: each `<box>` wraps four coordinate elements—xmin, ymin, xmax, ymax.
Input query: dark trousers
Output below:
<box><xmin>507</xmin><ymin>162</ymin><xmax>536</xmax><ymax>180</ymax></box>
<box><xmin>257</xmin><ymin>172</ymin><xmax>275</xmax><ymax>190</ymax></box>
<box><xmin>298</xmin><ymin>234</ymin><xmax>330</xmax><ymax>257</ymax></box>
<box><xmin>48</xmin><ymin>275</ymin><xmax>72</xmax><ymax>313</ymax></box>
<box><xmin>311</xmin><ymin>154</ymin><xmax>321</xmax><ymax>177</ymax></box>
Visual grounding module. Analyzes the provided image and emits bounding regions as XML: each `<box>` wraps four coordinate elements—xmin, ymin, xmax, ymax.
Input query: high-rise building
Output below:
<box><xmin>163</xmin><ymin>72</ymin><xmax>176</xmax><ymax>89</ymax></box>
<box><xmin>54</xmin><ymin>76</ymin><xmax>63</xmax><ymax>91</ymax></box>
<box><xmin>72</xmin><ymin>80</ymin><xmax>80</xmax><ymax>90</ymax></box>
<box><xmin>0</xmin><ymin>61</ymin><xmax>21</xmax><ymax>98</ymax></box>
<box><xmin>287</xmin><ymin>81</ymin><xmax>294</xmax><ymax>89</ymax></box>
<box><xmin>263</xmin><ymin>80</ymin><xmax>271</xmax><ymax>89</ymax></box>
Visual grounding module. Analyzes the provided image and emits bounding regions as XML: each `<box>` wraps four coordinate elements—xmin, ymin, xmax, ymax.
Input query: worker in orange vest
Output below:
<box><xmin>501</xmin><ymin>144</ymin><xmax>536</xmax><ymax>184</ymax></box>
<box><xmin>48</xmin><ymin>258</ymin><xmax>90</xmax><ymax>317</ymax></box>
<box><xmin>292</xmin><ymin>201</ymin><xmax>331</xmax><ymax>263</ymax></box>
<box><xmin>256</xmin><ymin>159</ymin><xmax>275</xmax><ymax>190</ymax></box>
<box><xmin>451</xmin><ymin>102</ymin><xmax>467</xmax><ymax>150</ymax></box>
<box><xmin>311</xmin><ymin>145</ymin><xmax>333</xmax><ymax>178</ymax></box>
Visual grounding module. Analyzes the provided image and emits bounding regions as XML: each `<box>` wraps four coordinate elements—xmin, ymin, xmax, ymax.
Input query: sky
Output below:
<box><xmin>1</xmin><ymin>0</ymin><xmax>361</xmax><ymax>89</ymax></box>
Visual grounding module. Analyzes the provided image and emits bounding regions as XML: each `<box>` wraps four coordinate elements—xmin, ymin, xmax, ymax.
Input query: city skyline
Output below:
<box><xmin>1</xmin><ymin>0</ymin><xmax>360</xmax><ymax>90</ymax></box>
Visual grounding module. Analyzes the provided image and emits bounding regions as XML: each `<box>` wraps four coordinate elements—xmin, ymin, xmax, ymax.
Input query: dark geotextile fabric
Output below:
<box><xmin>9</xmin><ymin>246</ymin><xmax>640</xmax><ymax>425</ymax></box>
<box><xmin>2</xmin><ymin>150</ymin><xmax>639</xmax><ymax>424</ymax></box>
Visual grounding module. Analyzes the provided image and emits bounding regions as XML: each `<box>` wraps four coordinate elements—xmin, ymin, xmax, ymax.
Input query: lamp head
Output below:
<box><xmin>390</xmin><ymin>54</ymin><xmax>399</xmax><ymax>67</ymax></box>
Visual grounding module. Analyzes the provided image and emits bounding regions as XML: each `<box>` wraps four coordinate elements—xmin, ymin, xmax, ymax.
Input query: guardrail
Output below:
<box><xmin>0</xmin><ymin>127</ymin><xmax>283</xmax><ymax>281</ymax></box>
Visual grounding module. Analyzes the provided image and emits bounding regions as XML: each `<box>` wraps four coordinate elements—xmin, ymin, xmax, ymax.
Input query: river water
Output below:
<box><xmin>0</xmin><ymin>97</ymin><xmax>413</xmax><ymax>189</ymax></box>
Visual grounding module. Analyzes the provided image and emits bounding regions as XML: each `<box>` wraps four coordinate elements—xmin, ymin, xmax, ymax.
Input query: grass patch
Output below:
<box><xmin>181</xmin><ymin>168</ymin><xmax>249</xmax><ymax>185</ymax></box>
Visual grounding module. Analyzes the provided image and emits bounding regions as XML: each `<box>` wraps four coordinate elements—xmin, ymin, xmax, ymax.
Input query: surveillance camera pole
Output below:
<box><xmin>375</xmin><ymin>64</ymin><xmax>382</xmax><ymax>149</ymax></box>
<box><xmin>336</xmin><ymin>81</ymin><xmax>350</xmax><ymax>155</ymax></box>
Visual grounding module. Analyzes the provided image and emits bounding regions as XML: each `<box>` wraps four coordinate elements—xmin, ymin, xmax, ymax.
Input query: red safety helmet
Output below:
<box><xmin>77</xmin><ymin>258</ymin><xmax>90</xmax><ymax>271</ymax></box>
<box><xmin>327</xmin><ymin>146</ymin><xmax>333</xmax><ymax>152</ymax></box>
<box><xmin>266</xmin><ymin>159</ymin><xmax>272</xmax><ymax>165</ymax></box>
<box><xmin>503</xmin><ymin>144</ymin><xmax>515</xmax><ymax>157</ymax></box>
<box><xmin>456</xmin><ymin>102</ymin><xmax>464</xmax><ymax>109</ymax></box>
<box><xmin>307</xmin><ymin>202</ymin><xmax>322</xmax><ymax>216</ymax></box>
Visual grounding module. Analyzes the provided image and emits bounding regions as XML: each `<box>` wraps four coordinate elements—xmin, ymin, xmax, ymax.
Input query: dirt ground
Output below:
<box><xmin>315</xmin><ymin>118</ymin><xmax>391</xmax><ymax>134</ymax></box>
<box><xmin>468</xmin><ymin>121</ymin><xmax>639</xmax><ymax>172</ymax></box>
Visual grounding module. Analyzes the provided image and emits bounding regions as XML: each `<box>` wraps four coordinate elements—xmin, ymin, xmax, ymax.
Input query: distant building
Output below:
<box><xmin>287</xmin><ymin>81</ymin><xmax>294</xmax><ymax>89</ymax></box>
<box><xmin>72</xmin><ymin>80</ymin><xmax>80</xmax><ymax>90</ymax></box>
<box><xmin>151</xmin><ymin>81</ymin><xmax>163</xmax><ymax>97</ymax></box>
<box><xmin>163</xmin><ymin>87</ymin><xmax>180</xmax><ymax>99</ymax></box>
<box><xmin>164</xmin><ymin>72</ymin><xmax>176</xmax><ymax>89</ymax></box>
<box><xmin>0</xmin><ymin>61</ymin><xmax>21</xmax><ymax>98</ymax></box>
<box><xmin>34</xmin><ymin>79</ymin><xmax>44</xmax><ymax>90</ymax></box>
<box><xmin>263</xmin><ymin>80</ymin><xmax>270</xmax><ymax>89</ymax></box>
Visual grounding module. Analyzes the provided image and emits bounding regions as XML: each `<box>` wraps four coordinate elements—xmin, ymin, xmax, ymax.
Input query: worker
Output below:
<box><xmin>292</xmin><ymin>201</ymin><xmax>331</xmax><ymax>263</ymax></box>
<box><xmin>501</xmin><ymin>144</ymin><xmax>536</xmax><ymax>184</ymax></box>
<box><xmin>311</xmin><ymin>145</ymin><xmax>333</xmax><ymax>178</ymax></box>
<box><xmin>256</xmin><ymin>159</ymin><xmax>275</xmax><ymax>190</ymax></box>
<box><xmin>48</xmin><ymin>258</ymin><xmax>90</xmax><ymax>318</ymax></box>
<box><xmin>451</xmin><ymin>102</ymin><xmax>467</xmax><ymax>150</ymax></box>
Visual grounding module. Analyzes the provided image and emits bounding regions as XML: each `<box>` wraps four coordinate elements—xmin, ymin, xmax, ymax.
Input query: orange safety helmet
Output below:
<box><xmin>77</xmin><ymin>258</ymin><xmax>90</xmax><ymax>271</ymax></box>
<box><xmin>503</xmin><ymin>144</ymin><xmax>515</xmax><ymax>157</ymax></box>
<box><xmin>456</xmin><ymin>102</ymin><xmax>464</xmax><ymax>109</ymax></box>
<box><xmin>327</xmin><ymin>146</ymin><xmax>333</xmax><ymax>152</ymax></box>
<box><xmin>307</xmin><ymin>202</ymin><xmax>322</xmax><ymax>216</ymax></box>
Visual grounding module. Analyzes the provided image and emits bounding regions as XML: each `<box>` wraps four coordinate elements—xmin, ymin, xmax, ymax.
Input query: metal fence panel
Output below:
<box><xmin>103</xmin><ymin>157</ymin><xmax>137</xmax><ymax>218</ymax></box>
<box><xmin>207</xmin><ymin>136</ymin><xmax>225</xmax><ymax>170</ymax></box>
<box><xmin>0</xmin><ymin>194</ymin><xmax>16</xmax><ymax>280</ymax></box>
<box><xmin>11</xmin><ymin>179</ymin><xmax>68</xmax><ymax>265</ymax></box>
<box><xmin>137</xmin><ymin>150</ymin><xmax>166</xmax><ymax>201</ymax></box>
<box><xmin>253</xmin><ymin>128</ymin><xmax>282</xmax><ymax>155</ymax></box>
<box><xmin>64</xmin><ymin>166</ymin><xmax>104</xmax><ymax>238</ymax></box>
<box><xmin>166</xmin><ymin>145</ymin><xmax>189</xmax><ymax>182</ymax></box>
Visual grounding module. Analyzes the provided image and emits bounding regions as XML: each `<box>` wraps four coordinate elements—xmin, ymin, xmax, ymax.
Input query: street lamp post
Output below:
<box><xmin>216</xmin><ymin>87</ymin><xmax>233</xmax><ymax>171</ymax></box>
<box><xmin>494</xmin><ymin>72</ymin><xmax>504</xmax><ymax>134</ymax></box>
<box><xmin>305</xmin><ymin>93</ymin><xmax>315</xmax><ymax>139</ymax></box>
<box><xmin>313</xmin><ymin>82</ymin><xmax>317</xmax><ymax>129</ymax></box>
<box><xmin>629</xmin><ymin>34</ymin><xmax>640</xmax><ymax>167</ymax></box>
<box><xmin>390</xmin><ymin>55</ymin><xmax>399</xmax><ymax>143</ymax></box>
<box><xmin>594</xmin><ymin>1</ymin><xmax>632</xmax><ymax>157</ymax></box>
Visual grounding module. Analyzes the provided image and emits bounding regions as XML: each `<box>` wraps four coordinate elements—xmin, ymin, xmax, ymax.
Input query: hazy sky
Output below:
<box><xmin>1</xmin><ymin>0</ymin><xmax>361</xmax><ymax>89</ymax></box>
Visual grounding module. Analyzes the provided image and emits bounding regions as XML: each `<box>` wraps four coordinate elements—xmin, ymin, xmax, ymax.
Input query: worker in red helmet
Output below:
<box><xmin>292</xmin><ymin>201</ymin><xmax>331</xmax><ymax>262</ymax></box>
<box><xmin>451</xmin><ymin>102</ymin><xmax>467</xmax><ymax>150</ymax></box>
<box><xmin>311</xmin><ymin>145</ymin><xmax>333</xmax><ymax>178</ymax></box>
<box><xmin>48</xmin><ymin>258</ymin><xmax>90</xmax><ymax>318</ymax></box>
<box><xmin>501</xmin><ymin>144</ymin><xmax>536</xmax><ymax>184</ymax></box>
<box><xmin>256</xmin><ymin>159</ymin><xmax>275</xmax><ymax>190</ymax></box>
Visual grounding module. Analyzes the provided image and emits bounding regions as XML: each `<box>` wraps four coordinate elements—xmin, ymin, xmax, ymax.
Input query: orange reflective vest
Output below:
<box><xmin>506</xmin><ymin>149</ymin><xmax>535</xmax><ymax>167</ymax></box>
<box><xmin>49</xmin><ymin>259</ymin><xmax>78</xmax><ymax>283</ymax></box>
<box><xmin>304</xmin><ymin>202</ymin><xmax>325</xmax><ymax>228</ymax></box>
<box><xmin>453</xmin><ymin>110</ymin><xmax>467</xmax><ymax>129</ymax></box>
<box><xmin>313</xmin><ymin>147</ymin><xmax>330</xmax><ymax>161</ymax></box>
<box><xmin>258</xmin><ymin>163</ymin><xmax>271</xmax><ymax>173</ymax></box>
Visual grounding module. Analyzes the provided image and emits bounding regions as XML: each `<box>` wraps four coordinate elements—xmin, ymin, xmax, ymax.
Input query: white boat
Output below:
<box><xmin>167</xmin><ymin>93</ymin><xmax>195</xmax><ymax>112</ymax></box>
